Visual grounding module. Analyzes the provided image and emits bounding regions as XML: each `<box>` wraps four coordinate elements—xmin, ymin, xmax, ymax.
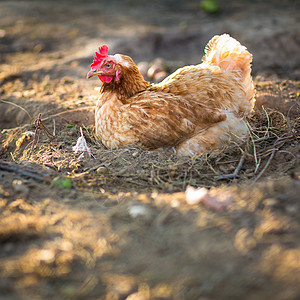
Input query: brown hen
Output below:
<box><xmin>87</xmin><ymin>34</ymin><xmax>255</xmax><ymax>156</ymax></box>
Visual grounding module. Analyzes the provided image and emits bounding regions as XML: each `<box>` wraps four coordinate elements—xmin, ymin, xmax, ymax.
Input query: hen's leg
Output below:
<box><xmin>175</xmin><ymin>116</ymin><xmax>247</xmax><ymax>156</ymax></box>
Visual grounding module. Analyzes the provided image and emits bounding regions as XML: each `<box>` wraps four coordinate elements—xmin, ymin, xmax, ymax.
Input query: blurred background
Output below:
<box><xmin>1</xmin><ymin>0</ymin><xmax>300</xmax><ymax>81</ymax></box>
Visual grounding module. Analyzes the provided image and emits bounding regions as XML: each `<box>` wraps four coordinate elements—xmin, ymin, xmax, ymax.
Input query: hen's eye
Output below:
<box><xmin>105</xmin><ymin>63</ymin><xmax>112</xmax><ymax>68</ymax></box>
<box><xmin>93</xmin><ymin>69</ymin><xmax>97</xmax><ymax>72</ymax></box>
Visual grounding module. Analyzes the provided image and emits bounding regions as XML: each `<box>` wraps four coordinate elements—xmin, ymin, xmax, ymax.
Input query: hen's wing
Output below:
<box><xmin>119</xmin><ymin>91</ymin><xmax>226</xmax><ymax>150</ymax></box>
<box><xmin>152</xmin><ymin>66</ymin><xmax>252</xmax><ymax>116</ymax></box>
<box><xmin>152</xmin><ymin>34</ymin><xmax>255</xmax><ymax>116</ymax></box>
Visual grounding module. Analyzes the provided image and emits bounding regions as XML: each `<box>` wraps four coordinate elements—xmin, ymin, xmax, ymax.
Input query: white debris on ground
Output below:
<box><xmin>128</xmin><ymin>204</ymin><xmax>149</xmax><ymax>218</ymax></box>
<box><xmin>72</xmin><ymin>127</ymin><xmax>92</xmax><ymax>159</ymax></box>
<box><xmin>23</xmin><ymin>131</ymin><xmax>35</xmax><ymax>136</ymax></box>
<box><xmin>185</xmin><ymin>185</ymin><xmax>233</xmax><ymax>211</ymax></box>
<box><xmin>185</xmin><ymin>186</ymin><xmax>210</xmax><ymax>205</ymax></box>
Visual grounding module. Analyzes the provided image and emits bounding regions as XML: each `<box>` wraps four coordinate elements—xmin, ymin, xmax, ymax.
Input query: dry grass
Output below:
<box><xmin>1</xmin><ymin>107</ymin><xmax>298</xmax><ymax>194</ymax></box>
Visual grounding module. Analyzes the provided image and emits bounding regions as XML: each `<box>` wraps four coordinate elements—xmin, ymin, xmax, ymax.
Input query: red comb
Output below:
<box><xmin>90</xmin><ymin>45</ymin><xmax>109</xmax><ymax>68</ymax></box>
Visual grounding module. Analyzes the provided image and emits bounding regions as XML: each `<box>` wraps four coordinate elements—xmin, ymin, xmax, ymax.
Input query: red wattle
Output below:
<box><xmin>98</xmin><ymin>75</ymin><xmax>114</xmax><ymax>83</ymax></box>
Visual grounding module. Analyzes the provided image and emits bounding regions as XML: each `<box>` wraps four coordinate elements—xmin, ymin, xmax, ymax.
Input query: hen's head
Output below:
<box><xmin>87</xmin><ymin>45</ymin><xmax>124</xmax><ymax>83</ymax></box>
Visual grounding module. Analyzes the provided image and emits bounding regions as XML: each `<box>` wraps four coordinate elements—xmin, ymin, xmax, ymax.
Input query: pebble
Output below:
<box><xmin>12</xmin><ymin>179</ymin><xmax>29</xmax><ymax>195</ymax></box>
<box><xmin>147</xmin><ymin>65</ymin><xmax>164</xmax><ymax>79</ymax></box>
<box><xmin>153</xmin><ymin>71</ymin><xmax>168</xmax><ymax>83</ymax></box>
<box><xmin>286</xmin><ymin>204</ymin><xmax>298</xmax><ymax>215</ymax></box>
<box><xmin>137</xmin><ymin>61</ymin><xmax>149</xmax><ymax>79</ymax></box>
<box><xmin>263</xmin><ymin>198</ymin><xmax>278</xmax><ymax>208</ymax></box>
<box><xmin>128</xmin><ymin>204</ymin><xmax>149</xmax><ymax>218</ymax></box>
<box><xmin>138</xmin><ymin>58</ymin><xmax>168</xmax><ymax>82</ymax></box>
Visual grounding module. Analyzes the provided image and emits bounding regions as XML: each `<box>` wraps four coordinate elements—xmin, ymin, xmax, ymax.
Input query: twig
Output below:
<box><xmin>0</xmin><ymin>161</ymin><xmax>49</xmax><ymax>182</ymax></box>
<box><xmin>37</xmin><ymin>114</ymin><xmax>53</xmax><ymax>139</ymax></box>
<box><xmin>70</xmin><ymin>163</ymin><xmax>110</xmax><ymax>178</ymax></box>
<box><xmin>53</xmin><ymin>119</ymin><xmax>56</xmax><ymax>136</ymax></box>
<box><xmin>253</xmin><ymin>136</ymin><xmax>271</xmax><ymax>143</ymax></box>
<box><xmin>252</xmin><ymin>135</ymin><xmax>293</xmax><ymax>183</ymax></box>
<box><xmin>245</xmin><ymin>120</ymin><xmax>262</xmax><ymax>173</ymax></box>
<box><xmin>28</xmin><ymin>113</ymin><xmax>54</xmax><ymax>158</ymax></box>
<box><xmin>28</xmin><ymin>121</ymin><xmax>40</xmax><ymax>159</ymax></box>
<box><xmin>1</xmin><ymin>107</ymin><xmax>93</xmax><ymax>133</ymax></box>
<box><xmin>41</xmin><ymin>106</ymin><xmax>93</xmax><ymax>122</ymax></box>
<box><xmin>215</xmin><ymin>154</ymin><xmax>245</xmax><ymax>180</ymax></box>
<box><xmin>262</xmin><ymin>106</ymin><xmax>270</xmax><ymax>138</ymax></box>
<box><xmin>0</xmin><ymin>100</ymin><xmax>33</xmax><ymax>122</ymax></box>
<box><xmin>252</xmin><ymin>148</ymin><xmax>276</xmax><ymax>183</ymax></box>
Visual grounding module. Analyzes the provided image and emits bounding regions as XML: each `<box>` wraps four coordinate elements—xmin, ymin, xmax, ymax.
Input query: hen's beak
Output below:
<box><xmin>87</xmin><ymin>69</ymin><xmax>101</xmax><ymax>79</ymax></box>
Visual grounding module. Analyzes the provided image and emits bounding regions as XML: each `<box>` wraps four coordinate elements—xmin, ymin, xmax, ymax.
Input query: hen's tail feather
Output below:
<box><xmin>203</xmin><ymin>34</ymin><xmax>255</xmax><ymax>110</ymax></box>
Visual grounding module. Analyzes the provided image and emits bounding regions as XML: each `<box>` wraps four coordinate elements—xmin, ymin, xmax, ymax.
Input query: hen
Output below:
<box><xmin>87</xmin><ymin>34</ymin><xmax>255</xmax><ymax>156</ymax></box>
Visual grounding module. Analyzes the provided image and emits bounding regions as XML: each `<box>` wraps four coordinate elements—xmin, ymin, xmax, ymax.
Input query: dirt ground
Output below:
<box><xmin>0</xmin><ymin>0</ymin><xmax>300</xmax><ymax>299</ymax></box>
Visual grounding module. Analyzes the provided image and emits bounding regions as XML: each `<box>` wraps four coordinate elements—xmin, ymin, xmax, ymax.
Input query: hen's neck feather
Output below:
<box><xmin>100</xmin><ymin>59</ymin><xmax>150</xmax><ymax>104</ymax></box>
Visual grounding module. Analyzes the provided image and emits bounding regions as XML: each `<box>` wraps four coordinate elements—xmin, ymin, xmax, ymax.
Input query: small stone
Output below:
<box><xmin>12</xmin><ymin>180</ymin><xmax>29</xmax><ymax>195</ymax></box>
<box><xmin>286</xmin><ymin>204</ymin><xmax>298</xmax><ymax>215</ymax></box>
<box><xmin>263</xmin><ymin>198</ymin><xmax>278</xmax><ymax>208</ymax></box>
<box><xmin>37</xmin><ymin>249</ymin><xmax>55</xmax><ymax>263</ymax></box>
<box><xmin>137</xmin><ymin>61</ymin><xmax>150</xmax><ymax>79</ymax></box>
<box><xmin>153</xmin><ymin>71</ymin><xmax>168</xmax><ymax>83</ymax></box>
<box><xmin>128</xmin><ymin>205</ymin><xmax>149</xmax><ymax>218</ymax></box>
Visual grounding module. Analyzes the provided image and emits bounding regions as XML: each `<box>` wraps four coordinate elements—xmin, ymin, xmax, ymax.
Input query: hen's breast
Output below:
<box><xmin>95</xmin><ymin>94</ymin><xmax>137</xmax><ymax>149</ymax></box>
